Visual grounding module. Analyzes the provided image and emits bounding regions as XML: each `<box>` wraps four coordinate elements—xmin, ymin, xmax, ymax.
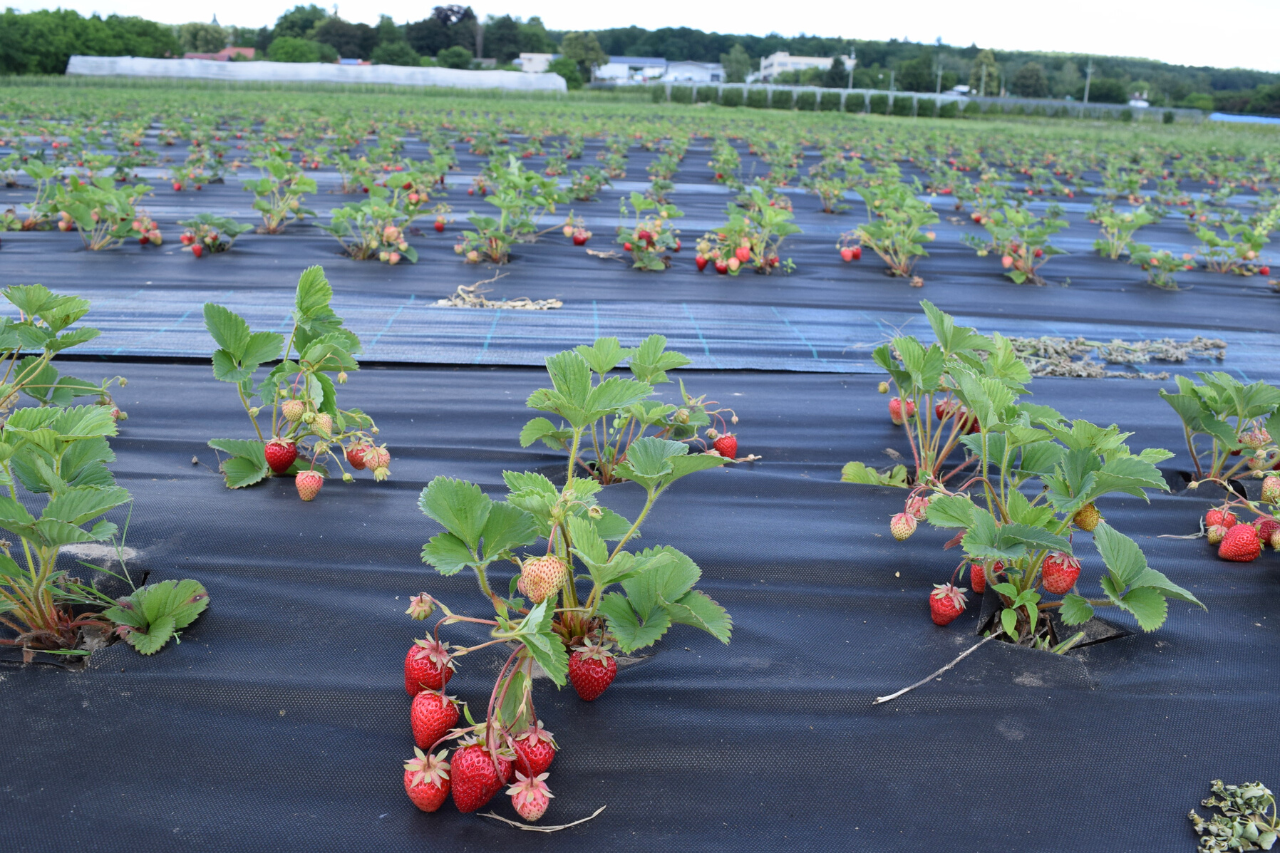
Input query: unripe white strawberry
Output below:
<box><xmin>313</xmin><ymin>413</ymin><xmax>334</xmax><ymax>437</ymax></box>
<box><xmin>1264</xmin><ymin>476</ymin><xmax>1280</xmax><ymax>505</ymax></box>
<box><xmin>507</xmin><ymin>772</ymin><xmax>553</xmax><ymax>822</ymax></box>
<box><xmin>1206</xmin><ymin>524</ymin><xmax>1227</xmax><ymax>545</ymax></box>
<box><xmin>520</xmin><ymin>555</ymin><xmax>567</xmax><ymax>604</ymax></box>
<box><xmin>281</xmin><ymin>399</ymin><xmax>305</xmax><ymax>422</ymax></box>
<box><xmin>890</xmin><ymin>512</ymin><xmax>917</xmax><ymax>541</ymax></box>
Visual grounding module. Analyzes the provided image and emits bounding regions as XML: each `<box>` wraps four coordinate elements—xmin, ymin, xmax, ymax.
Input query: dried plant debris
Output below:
<box><xmin>1189</xmin><ymin>780</ymin><xmax>1280</xmax><ymax>852</ymax></box>
<box><xmin>1007</xmin><ymin>335</ymin><xmax>1227</xmax><ymax>379</ymax></box>
<box><xmin>436</xmin><ymin>283</ymin><xmax>562</xmax><ymax>310</ymax></box>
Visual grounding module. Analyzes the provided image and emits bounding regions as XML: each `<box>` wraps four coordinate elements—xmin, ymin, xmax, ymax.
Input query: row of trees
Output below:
<box><xmin>0</xmin><ymin>9</ymin><xmax>178</xmax><ymax>75</ymax></box>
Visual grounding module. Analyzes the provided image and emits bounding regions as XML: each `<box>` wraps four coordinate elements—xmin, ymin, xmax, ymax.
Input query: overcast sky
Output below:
<box><xmin>14</xmin><ymin>0</ymin><xmax>1280</xmax><ymax>73</ymax></box>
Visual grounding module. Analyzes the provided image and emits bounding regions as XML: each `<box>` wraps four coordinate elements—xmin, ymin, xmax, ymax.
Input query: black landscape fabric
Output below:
<box><xmin>3</xmin><ymin>362</ymin><xmax>1277</xmax><ymax>852</ymax></box>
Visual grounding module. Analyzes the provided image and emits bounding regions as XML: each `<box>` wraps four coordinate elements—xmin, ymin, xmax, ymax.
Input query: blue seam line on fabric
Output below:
<box><xmin>114</xmin><ymin>305</ymin><xmax>196</xmax><ymax>355</ymax></box>
<box><xmin>771</xmin><ymin>305</ymin><xmax>826</xmax><ymax>364</ymax></box>
<box><xmin>475</xmin><ymin>309</ymin><xmax>502</xmax><ymax>364</ymax></box>
<box><xmin>681</xmin><ymin>302</ymin><xmax>721</xmax><ymax>369</ymax></box>
<box><xmin>368</xmin><ymin>294</ymin><xmax>415</xmax><ymax>350</ymax></box>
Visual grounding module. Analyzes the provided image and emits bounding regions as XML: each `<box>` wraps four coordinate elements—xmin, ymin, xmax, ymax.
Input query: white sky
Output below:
<box><xmin>13</xmin><ymin>0</ymin><xmax>1280</xmax><ymax>73</ymax></box>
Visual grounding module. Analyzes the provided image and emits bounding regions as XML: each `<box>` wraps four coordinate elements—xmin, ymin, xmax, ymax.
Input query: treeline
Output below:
<box><xmin>0</xmin><ymin>9</ymin><xmax>178</xmax><ymax>74</ymax></box>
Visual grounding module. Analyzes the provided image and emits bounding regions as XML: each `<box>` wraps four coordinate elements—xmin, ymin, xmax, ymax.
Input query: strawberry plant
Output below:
<box><xmin>854</xmin><ymin>302</ymin><xmax>1203</xmax><ymax>647</ymax></box>
<box><xmin>616</xmin><ymin>193</ymin><xmax>681</xmax><ymax>271</ymax></box>
<box><xmin>0</xmin><ymin>284</ymin><xmax>207</xmax><ymax>658</ymax></box>
<box><xmin>1159</xmin><ymin>373</ymin><xmax>1279</xmax><ymax>484</ymax></box>
<box><xmin>202</xmin><ymin>266</ymin><xmax>390</xmax><ymax>500</ymax></box>
<box><xmin>243</xmin><ymin>154</ymin><xmax>317</xmax><ymax>234</ymax></box>
<box><xmin>1189</xmin><ymin>780</ymin><xmax>1280</xmax><ymax>853</ymax></box>
<box><xmin>847</xmin><ymin>181</ymin><xmax>938</xmax><ymax>281</ymax></box>
<box><xmin>321</xmin><ymin>190</ymin><xmax>417</xmax><ymax>265</ymax></box>
<box><xmin>568</xmin><ymin>166</ymin><xmax>609</xmax><ymax>201</ymax></box>
<box><xmin>696</xmin><ymin>187</ymin><xmax>799</xmax><ymax>276</ymax></box>
<box><xmin>1128</xmin><ymin>244</ymin><xmax>1191</xmax><ymax>290</ymax></box>
<box><xmin>1092</xmin><ymin>205</ymin><xmax>1159</xmax><ymax>259</ymax></box>
<box><xmin>963</xmin><ymin>204</ymin><xmax>1067</xmax><ymax>285</ymax></box>
<box><xmin>405</xmin><ymin>338</ymin><xmax>734</xmax><ymax>821</ymax></box>
<box><xmin>49</xmin><ymin>176</ymin><xmax>152</xmax><ymax>251</ymax></box>
<box><xmin>1196</xmin><ymin>212</ymin><xmax>1277</xmax><ymax>275</ymax></box>
<box><xmin>178</xmin><ymin>213</ymin><xmax>254</xmax><ymax>257</ymax></box>
<box><xmin>800</xmin><ymin>167</ymin><xmax>853</xmax><ymax>214</ymax></box>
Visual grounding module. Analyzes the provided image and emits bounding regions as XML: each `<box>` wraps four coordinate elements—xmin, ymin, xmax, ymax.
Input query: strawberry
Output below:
<box><xmin>1261</xmin><ymin>265</ymin><xmax>1272</xmax><ymax>276</ymax></box>
<box><xmin>568</xmin><ymin>642</ymin><xmax>617</xmax><ymax>701</ymax></box>
<box><xmin>410</xmin><ymin>690</ymin><xmax>459</xmax><ymax>749</ymax></box>
<box><xmin>905</xmin><ymin>494</ymin><xmax>931</xmax><ymax>520</ymax></box>
<box><xmin>1254</xmin><ymin>517</ymin><xmax>1279</xmax><ymax>548</ymax></box>
<box><xmin>714</xmin><ymin>260</ymin><xmax>729</xmax><ymax>274</ymax></box>
<box><xmin>295</xmin><ymin>470</ymin><xmax>323</xmax><ymax>501</ymax></box>
<box><xmin>970</xmin><ymin>560</ymin><xmax>1001</xmax><ymax>594</ymax></box>
<box><xmin>1206</xmin><ymin>524</ymin><xmax>1227</xmax><ymax>545</ymax></box>
<box><xmin>346</xmin><ymin>444</ymin><xmax>368</xmax><ymax>470</ymax></box>
<box><xmin>695</xmin><ymin>256</ymin><xmax>708</xmax><ymax>271</ymax></box>
<box><xmin>404</xmin><ymin>749</ymin><xmax>451</xmax><ymax>812</ymax></box>
<box><xmin>364</xmin><ymin>445</ymin><xmax>391</xmax><ymax>480</ymax></box>
<box><xmin>840</xmin><ymin>247</ymin><xmax>855</xmax><ymax>262</ymax></box>
<box><xmin>712</xmin><ymin>433</ymin><xmax>737</xmax><ymax>459</ymax></box>
<box><xmin>191</xmin><ymin>244</ymin><xmax>203</xmax><ymax>258</ymax></box>
<box><xmin>850</xmin><ymin>245</ymin><xmax>862</xmax><ymax>260</ymax></box>
<box><xmin>520</xmin><ymin>555</ymin><xmax>567</xmax><ymax>604</ymax></box>
<box><xmin>1073</xmin><ymin>502</ymin><xmax>1102</xmax><ymax>532</ymax></box>
<box><xmin>929</xmin><ymin>583</ymin><xmax>966</xmax><ymax>626</ymax></box>
<box><xmin>451</xmin><ymin>740</ymin><xmax>513</xmax><ymax>813</ymax></box>
<box><xmin>1219</xmin><ymin>524</ymin><xmax>1261</xmax><ymax>562</ymax></box>
<box><xmin>507</xmin><ymin>772</ymin><xmax>553</xmax><ymax>822</ymax></box>
<box><xmin>264</xmin><ymin>439</ymin><xmax>297</xmax><ymax>474</ymax></box>
<box><xmin>405</xmin><ymin>638</ymin><xmax>454</xmax><ymax>694</ymax></box>
<box><xmin>1262</xmin><ymin>476</ymin><xmax>1280</xmax><ymax>504</ymax></box>
<box><xmin>1041</xmin><ymin>552</ymin><xmax>1081</xmax><ymax>594</ymax></box>
<box><xmin>313</xmin><ymin>412</ymin><xmax>334</xmax><ymax>437</ymax></box>
<box><xmin>513</xmin><ymin>722</ymin><xmax>557</xmax><ymax>776</ymax></box>
<box><xmin>734</xmin><ymin>245</ymin><xmax>752</xmax><ymax>263</ymax></box>
<box><xmin>890</xmin><ymin>512</ymin><xmax>917</xmax><ymax>541</ymax></box>
<box><xmin>1206</xmin><ymin>509</ymin><xmax>1237</xmax><ymax>529</ymax></box>
<box><xmin>434</xmin><ymin>220</ymin><xmax>445</xmax><ymax>232</ymax></box>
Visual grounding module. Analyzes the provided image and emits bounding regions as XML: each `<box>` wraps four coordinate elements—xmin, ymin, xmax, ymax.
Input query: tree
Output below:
<box><xmin>406</xmin><ymin>17</ymin><xmax>450</xmax><ymax>57</ymax></box>
<box><xmin>897</xmin><ymin>52</ymin><xmax>933</xmax><ymax>92</ymax></box>
<box><xmin>720</xmin><ymin>43</ymin><xmax>750</xmax><ymax>84</ymax></box>
<box><xmin>1010</xmin><ymin>62</ymin><xmax>1049</xmax><ymax>98</ymax></box>
<box><xmin>560</xmin><ymin>31</ymin><xmax>607</xmax><ymax>81</ymax></box>
<box><xmin>1081</xmin><ymin>77</ymin><xmax>1126</xmax><ymax>103</ymax></box>
<box><xmin>375</xmin><ymin>15</ymin><xmax>403</xmax><ymax>45</ymax></box>
<box><xmin>823</xmin><ymin>55</ymin><xmax>849</xmax><ymax>89</ymax></box>
<box><xmin>548</xmin><ymin>56</ymin><xmax>583</xmax><ymax>89</ymax></box>
<box><xmin>436</xmin><ymin>45</ymin><xmax>473</xmax><ymax>69</ymax></box>
<box><xmin>267</xmin><ymin>36</ymin><xmax>320</xmax><ymax>63</ymax></box>
<box><xmin>483</xmin><ymin>15</ymin><xmax>521</xmax><ymax>64</ymax></box>
<box><xmin>179</xmin><ymin>22</ymin><xmax>227</xmax><ymax>54</ymax></box>
<box><xmin>272</xmin><ymin>5</ymin><xmax>326</xmax><ymax>40</ymax></box>
<box><xmin>969</xmin><ymin>48</ymin><xmax>999</xmax><ymax>96</ymax></box>
<box><xmin>518</xmin><ymin>17</ymin><xmax>553</xmax><ymax>53</ymax></box>
<box><xmin>371</xmin><ymin>41</ymin><xmax>419</xmax><ymax>66</ymax></box>
<box><xmin>313</xmin><ymin>18</ymin><xmax>378</xmax><ymax>60</ymax></box>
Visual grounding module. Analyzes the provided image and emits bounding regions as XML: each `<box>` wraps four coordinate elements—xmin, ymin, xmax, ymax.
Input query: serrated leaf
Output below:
<box><xmin>418</xmin><ymin>477</ymin><xmax>491</xmax><ymax>552</ymax></box>
<box><xmin>1059</xmin><ymin>593</ymin><xmax>1094</xmax><ymax>625</ymax></box>
<box><xmin>927</xmin><ymin>495</ymin><xmax>976</xmax><ymax>528</ymax></box>
<box><xmin>1093</xmin><ymin>522</ymin><xmax>1147</xmax><ymax>587</ymax></box>
<box><xmin>220</xmin><ymin>455</ymin><xmax>270</xmax><ymax>489</ymax></box>
<box><xmin>421</xmin><ymin>532</ymin><xmax>474</xmax><ymax>576</ymax></box>
<box><xmin>665</xmin><ymin>589</ymin><xmax>732</xmax><ymax>644</ymax></box>
<box><xmin>203</xmin><ymin>303</ymin><xmax>250</xmax><ymax>359</ymax></box>
<box><xmin>294</xmin><ymin>266</ymin><xmax>332</xmax><ymax>318</ymax></box>
<box><xmin>513</xmin><ymin>601</ymin><xmax>567</xmax><ymax>685</ymax></box>
<box><xmin>479</xmin><ymin>502</ymin><xmax>539</xmax><ymax>560</ymax></box>
<box><xmin>518</xmin><ymin>417</ymin><xmax>568</xmax><ymax>450</ymax></box>
<box><xmin>599</xmin><ymin>592</ymin><xmax>672</xmax><ymax>652</ymax></box>
<box><xmin>1117</xmin><ymin>586</ymin><xmax>1168</xmax><ymax>632</ymax></box>
<box><xmin>575</xmin><ymin>337</ymin><xmax>627</xmax><ymax>374</ymax></box>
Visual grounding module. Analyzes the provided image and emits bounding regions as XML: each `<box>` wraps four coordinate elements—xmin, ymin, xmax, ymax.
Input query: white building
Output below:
<box><xmin>516</xmin><ymin>53</ymin><xmax>554</xmax><ymax>73</ymax></box>
<box><xmin>664</xmin><ymin>61</ymin><xmax>724</xmax><ymax>83</ymax></box>
<box><xmin>759</xmin><ymin>51</ymin><xmax>855</xmax><ymax>82</ymax></box>
<box><xmin>594</xmin><ymin>56</ymin><xmax>667</xmax><ymax>83</ymax></box>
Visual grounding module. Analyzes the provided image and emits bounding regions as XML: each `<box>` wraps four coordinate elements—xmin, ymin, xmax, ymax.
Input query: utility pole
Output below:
<box><xmin>935</xmin><ymin>63</ymin><xmax>942</xmax><ymax>94</ymax></box>
<box><xmin>1083</xmin><ymin>59</ymin><xmax>1093</xmax><ymax>104</ymax></box>
<box><xmin>979</xmin><ymin>64</ymin><xmax>986</xmax><ymax>98</ymax></box>
<box><xmin>889</xmin><ymin>69</ymin><xmax>894</xmax><ymax>92</ymax></box>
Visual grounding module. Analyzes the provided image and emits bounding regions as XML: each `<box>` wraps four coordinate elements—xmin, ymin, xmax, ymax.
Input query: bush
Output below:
<box><xmin>746</xmin><ymin>88</ymin><xmax>768</xmax><ymax>109</ymax></box>
<box><xmin>916</xmin><ymin>97</ymin><xmax>936</xmax><ymax>117</ymax></box>
<box><xmin>962</xmin><ymin>99</ymin><xmax>982</xmax><ymax>116</ymax></box>
<box><xmin>695</xmin><ymin>85</ymin><xmax>718</xmax><ymax>104</ymax></box>
<box><xmin>721</xmin><ymin>87</ymin><xmax>743</xmax><ymax>107</ymax></box>
<box><xmin>1120</xmin><ymin>108</ymin><xmax>1134</xmax><ymax>122</ymax></box>
<box><xmin>795</xmin><ymin>91</ymin><xmax>816</xmax><ymax>111</ymax></box>
<box><xmin>650</xmin><ymin>83</ymin><xmax>666</xmax><ymax>103</ymax></box>
<box><xmin>819</xmin><ymin>91</ymin><xmax>841</xmax><ymax>112</ymax></box>
<box><xmin>436</xmin><ymin>45</ymin><xmax>472</xmax><ymax>70</ymax></box>
<box><xmin>1163</xmin><ymin>110</ymin><xmax>1175</xmax><ymax>124</ymax></box>
<box><xmin>770</xmin><ymin>88</ymin><xmax>794</xmax><ymax>109</ymax></box>
<box><xmin>891</xmin><ymin>95</ymin><xmax>914</xmax><ymax>116</ymax></box>
<box><xmin>267</xmin><ymin>36</ymin><xmax>320</xmax><ymax>63</ymax></box>
<box><xmin>847</xmin><ymin>93</ymin><xmax>867</xmax><ymax>113</ymax></box>
<box><xmin>670</xmin><ymin>85</ymin><xmax>693</xmax><ymax>104</ymax></box>
<box><xmin>370</xmin><ymin>41</ymin><xmax>419</xmax><ymax>66</ymax></box>
<box><xmin>938</xmin><ymin>100</ymin><xmax>958</xmax><ymax>118</ymax></box>
<box><xmin>548</xmin><ymin>56</ymin><xmax>582</xmax><ymax>89</ymax></box>
<box><xmin>869</xmin><ymin>93</ymin><xmax>889</xmax><ymax>114</ymax></box>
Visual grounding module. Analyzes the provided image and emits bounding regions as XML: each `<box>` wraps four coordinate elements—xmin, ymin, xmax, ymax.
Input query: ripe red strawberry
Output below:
<box><xmin>507</xmin><ymin>772</ymin><xmax>553</xmax><ymax>822</ymax></box>
<box><xmin>451</xmin><ymin>741</ymin><xmax>511</xmax><ymax>813</ymax></box>
<box><xmin>1041</xmin><ymin>552</ymin><xmax>1081</xmax><ymax>594</ymax></box>
<box><xmin>404</xmin><ymin>748</ymin><xmax>451</xmax><ymax>813</ymax></box>
<box><xmin>1206</xmin><ymin>509</ymin><xmax>1237</xmax><ymax>529</ymax></box>
<box><xmin>410</xmin><ymin>690</ymin><xmax>459</xmax><ymax>749</ymax></box>
<box><xmin>568</xmin><ymin>642</ymin><xmax>617</xmax><ymax>701</ymax></box>
<box><xmin>264</xmin><ymin>439</ymin><xmax>297</xmax><ymax>474</ymax></box>
<box><xmin>888</xmin><ymin>397</ymin><xmax>916</xmax><ymax>425</ymax></box>
<box><xmin>1219</xmin><ymin>524</ymin><xmax>1261</xmax><ymax>562</ymax></box>
<box><xmin>970</xmin><ymin>561</ymin><xmax>1001</xmax><ymax>594</ymax></box>
<box><xmin>346</xmin><ymin>444</ymin><xmax>367</xmax><ymax>470</ymax></box>
<box><xmin>191</xmin><ymin>244</ymin><xmax>203</xmax><ymax>258</ymax></box>
<box><xmin>695</xmin><ymin>256</ymin><xmax>708</xmax><ymax>271</ymax></box>
<box><xmin>850</xmin><ymin>245</ymin><xmax>862</xmax><ymax>260</ymax></box>
<box><xmin>1261</xmin><ymin>265</ymin><xmax>1272</xmax><ymax>276</ymax></box>
<box><xmin>734</xmin><ymin>245</ymin><xmax>751</xmax><ymax>263</ymax></box>
<box><xmin>513</xmin><ymin>722</ymin><xmax>557</xmax><ymax>776</ymax></box>
<box><xmin>434</xmin><ymin>220</ymin><xmax>445</xmax><ymax>232</ymax></box>
<box><xmin>1255</xmin><ymin>516</ymin><xmax>1279</xmax><ymax>546</ymax></box>
<box><xmin>840</xmin><ymin>247</ymin><xmax>855</xmax><ymax>262</ymax></box>
<box><xmin>295</xmin><ymin>470</ymin><xmax>323</xmax><ymax>501</ymax></box>
<box><xmin>890</xmin><ymin>512</ymin><xmax>917</xmax><ymax>541</ymax></box>
<box><xmin>929</xmin><ymin>583</ymin><xmax>966</xmax><ymax>626</ymax></box>
<box><xmin>712</xmin><ymin>433</ymin><xmax>737</xmax><ymax>459</ymax></box>
<box><xmin>714</xmin><ymin>260</ymin><xmax>729</xmax><ymax>274</ymax></box>
<box><xmin>405</xmin><ymin>638</ymin><xmax>454</xmax><ymax>695</ymax></box>
<box><xmin>520</xmin><ymin>555</ymin><xmax>567</xmax><ymax>604</ymax></box>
